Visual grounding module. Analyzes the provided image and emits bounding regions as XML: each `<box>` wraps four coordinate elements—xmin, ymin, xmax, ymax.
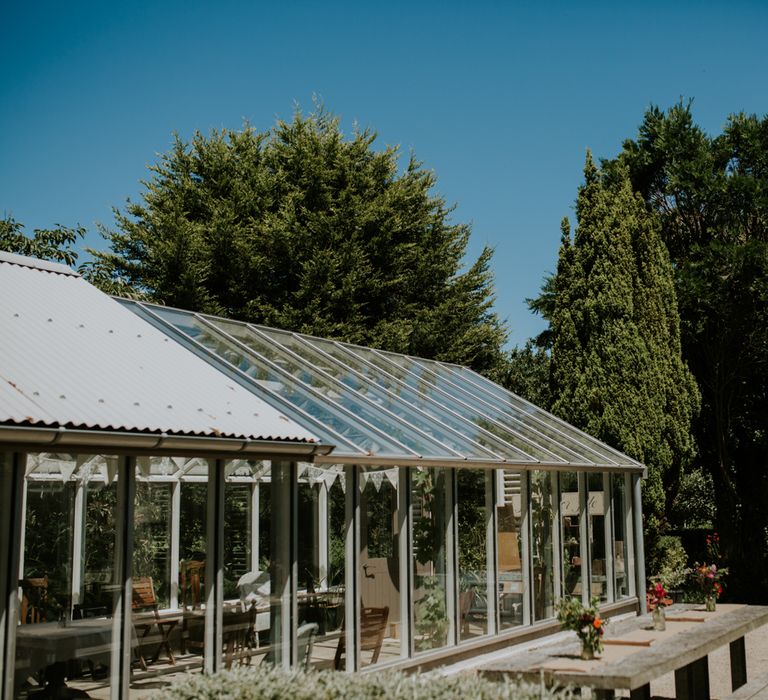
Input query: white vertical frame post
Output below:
<box><xmin>485</xmin><ymin>469</ymin><xmax>497</xmax><ymax>637</ymax></box>
<box><xmin>71</xmin><ymin>477</ymin><xmax>86</xmax><ymax>610</ymax></box>
<box><xmin>250</xmin><ymin>482</ymin><xmax>260</xmax><ymax>572</ymax></box>
<box><xmin>552</xmin><ymin>471</ymin><xmax>563</xmax><ymax>604</ymax></box>
<box><xmin>290</xmin><ymin>462</ymin><xmax>298</xmax><ymax>668</ymax></box>
<box><xmin>447</xmin><ymin>468</ymin><xmax>457</xmax><ymax>646</ymax></box>
<box><xmin>578</xmin><ymin>472</ymin><xmax>589</xmax><ymax>605</ymax></box>
<box><xmin>631</xmin><ymin>474</ymin><xmax>645</xmax><ymax>610</ymax></box>
<box><xmin>269</xmin><ymin>460</ymin><xmax>293</xmax><ymax>668</ymax></box>
<box><xmin>204</xmin><ymin>459</ymin><xmax>225</xmax><ymax>673</ymax></box>
<box><xmin>318</xmin><ymin>481</ymin><xmax>328</xmax><ymax>589</ymax></box>
<box><xmin>520</xmin><ymin>470</ymin><xmax>531</xmax><ymax>626</ymax></box>
<box><xmin>1</xmin><ymin>453</ymin><xmax>25</xmax><ymax>700</ymax></box>
<box><xmin>603</xmin><ymin>473</ymin><xmax>615</xmax><ymax>603</ymax></box>
<box><xmin>110</xmin><ymin>455</ymin><xmax>135</xmax><ymax>700</ymax></box>
<box><xmin>398</xmin><ymin>466</ymin><xmax>410</xmax><ymax>659</ymax></box>
<box><xmin>17</xmin><ymin>477</ymin><xmax>28</xmax><ymax>581</ymax></box>
<box><xmin>343</xmin><ymin>464</ymin><xmax>358</xmax><ymax>671</ymax></box>
<box><xmin>169</xmin><ymin>480</ymin><xmax>181</xmax><ymax>610</ymax></box>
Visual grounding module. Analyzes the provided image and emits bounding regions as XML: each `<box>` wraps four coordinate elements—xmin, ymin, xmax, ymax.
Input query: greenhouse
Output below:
<box><xmin>0</xmin><ymin>251</ymin><xmax>646</xmax><ymax>700</ymax></box>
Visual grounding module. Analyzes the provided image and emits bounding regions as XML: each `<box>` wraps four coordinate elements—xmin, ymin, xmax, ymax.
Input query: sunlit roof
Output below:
<box><xmin>120</xmin><ymin>299</ymin><xmax>644</xmax><ymax>472</ymax></box>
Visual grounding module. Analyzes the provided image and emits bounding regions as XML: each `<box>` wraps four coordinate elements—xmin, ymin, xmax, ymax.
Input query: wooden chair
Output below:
<box><xmin>19</xmin><ymin>576</ymin><xmax>49</xmax><ymax>624</ymax></box>
<box><xmin>132</xmin><ymin>576</ymin><xmax>178</xmax><ymax>669</ymax></box>
<box><xmin>180</xmin><ymin>559</ymin><xmax>206</xmax><ymax>654</ymax></box>
<box><xmin>333</xmin><ymin>606</ymin><xmax>389</xmax><ymax>669</ymax></box>
<box><xmin>223</xmin><ymin>606</ymin><xmax>256</xmax><ymax>669</ymax></box>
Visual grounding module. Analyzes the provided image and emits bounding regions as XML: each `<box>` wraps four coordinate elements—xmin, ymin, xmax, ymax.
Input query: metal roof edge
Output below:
<box><xmin>0</xmin><ymin>251</ymin><xmax>79</xmax><ymax>277</ymax></box>
<box><xmin>0</xmin><ymin>425</ymin><xmax>335</xmax><ymax>459</ymax></box>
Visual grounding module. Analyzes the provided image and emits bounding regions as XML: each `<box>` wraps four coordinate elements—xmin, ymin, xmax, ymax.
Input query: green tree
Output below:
<box><xmin>544</xmin><ymin>154</ymin><xmax>699</xmax><ymax>573</ymax></box>
<box><xmin>494</xmin><ymin>340</ymin><xmax>552</xmax><ymax>410</ymax></box>
<box><xmin>614</xmin><ymin>103</ymin><xmax>768</xmax><ymax>600</ymax></box>
<box><xmin>89</xmin><ymin>107</ymin><xmax>507</xmax><ymax>372</ymax></box>
<box><xmin>0</xmin><ymin>216</ymin><xmax>84</xmax><ymax>266</ymax></box>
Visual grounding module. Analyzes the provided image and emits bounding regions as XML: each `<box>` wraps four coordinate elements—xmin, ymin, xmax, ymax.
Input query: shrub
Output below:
<box><xmin>156</xmin><ymin>666</ymin><xmax>576</xmax><ymax>700</ymax></box>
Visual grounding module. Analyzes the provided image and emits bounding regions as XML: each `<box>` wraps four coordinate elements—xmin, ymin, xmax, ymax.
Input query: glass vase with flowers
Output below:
<box><xmin>556</xmin><ymin>596</ymin><xmax>604</xmax><ymax>660</ymax></box>
<box><xmin>647</xmin><ymin>580</ymin><xmax>672</xmax><ymax>630</ymax></box>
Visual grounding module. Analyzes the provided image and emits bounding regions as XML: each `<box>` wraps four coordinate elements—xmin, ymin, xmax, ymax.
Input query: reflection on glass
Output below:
<box><xmin>496</xmin><ymin>470</ymin><xmax>523</xmax><ymax>630</ymax></box>
<box><xmin>458</xmin><ymin>469</ymin><xmax>489</xmax><ymax>639</ymax></box>
<box><xmin>354</xmin><ymin>467</ymin><xmax>401</xmax><ymax>667</ymax></box>
<box><xmin>411</xmin><ymin>467</ymin><xmax>451</xmax><ymax>653</ymax></box>
<box><xmin>560</xmin><ymin>472</ymin><xmax>582</xmax><ymax>600</ymax></box>
<box><xmin>612</xmin><ymin>475</ymin><xmax>629</xmax><ymax>599</ymax></box>
<box><xmin>530</xmin><ymin>470</ymin><xmax>556</xmax><ymax>620</ymax></box>
<box><xmin>134</xmin><ymin>480</ymin><xmax>172</xmax><ymax>607</ymax></box>
<box><xmin>15</xmin><ymin>454</ymin><xmax>118</xmax><ymax>699</ymax></box>
<box><xmin>587</xmin><ymin>473</ymin><xmax>608</xmax><ymax>603</ymax></box>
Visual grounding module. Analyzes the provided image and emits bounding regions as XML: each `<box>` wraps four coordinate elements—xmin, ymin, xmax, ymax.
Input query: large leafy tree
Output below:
<box><xmin>0</xmin><ymin>217</ymin><xmax>84</xmax><ymax>266</ymax></box>
<box><xmin>543</xmin><ymin>154</ymin><xmax>699</xmax><ymax>573</ymax></box>
<box><xmin>90</xmin><ymin>108</ymin><xmax>507</xmax><ymax>372</ymax></box>
<box><xmin>613</xmin><ymin>104</ymin><xmax>768</xmax><ymax>600</ymax></box>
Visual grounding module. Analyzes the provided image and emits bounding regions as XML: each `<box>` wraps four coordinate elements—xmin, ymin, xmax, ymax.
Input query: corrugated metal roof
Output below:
<box><xmin>0</xmin><ymin>253</ymin><xmax>319</xmax><ymax>443</ymax></box>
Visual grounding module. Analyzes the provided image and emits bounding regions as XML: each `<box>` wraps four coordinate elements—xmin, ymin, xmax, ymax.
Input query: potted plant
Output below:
<box><xmin>556</xmin><ymin>596</ymin><xmax>604</xmax><ymax>660</ymax></box>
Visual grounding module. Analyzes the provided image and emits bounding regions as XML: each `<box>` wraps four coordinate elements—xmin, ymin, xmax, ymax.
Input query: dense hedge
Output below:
<box><xmin>156</xmin><ymin>666</ymin><xmax>575</xmax><ymax>700</ymax></box>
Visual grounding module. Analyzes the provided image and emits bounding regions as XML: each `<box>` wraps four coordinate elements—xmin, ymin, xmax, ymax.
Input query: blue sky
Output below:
<box><xmin>2</xmin><ymin>1</ymin><xmax>767</xmax><ymax>346</ymax></box>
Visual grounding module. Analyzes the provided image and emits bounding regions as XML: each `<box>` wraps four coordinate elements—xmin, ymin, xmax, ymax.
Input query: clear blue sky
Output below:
<box><xmin>2</xmin><ymin>1</ymin><xmax>767</xmax><ymax>346</ymax></box>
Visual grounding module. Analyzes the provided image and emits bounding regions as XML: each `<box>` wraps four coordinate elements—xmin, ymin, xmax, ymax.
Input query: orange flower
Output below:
<box><xmin>593</xmin><ymin>617</ymin><xmax>602</xmax><ymax>630</ymax></box>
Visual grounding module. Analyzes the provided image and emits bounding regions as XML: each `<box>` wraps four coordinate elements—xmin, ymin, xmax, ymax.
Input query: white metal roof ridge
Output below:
<box><xmin>0</xmin><ymin>254</ymin><xmax>321</xmax><ymax>444</ymax></box>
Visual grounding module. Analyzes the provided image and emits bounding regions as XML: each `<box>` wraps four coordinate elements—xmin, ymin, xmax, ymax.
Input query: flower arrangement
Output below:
<box><xmin>646</xmin><ymin>581</ymin><xmax>672</xmax><ymax>611</ymax></box>
<box><xmin>556</xmin><ymin>596</ymin><xmax>604</xmax><ymax>659</ymax></box>
<box><xmin>692</xmin><ymin>532</ymin><xmax>728</xmax><ymax>611</ymax></box>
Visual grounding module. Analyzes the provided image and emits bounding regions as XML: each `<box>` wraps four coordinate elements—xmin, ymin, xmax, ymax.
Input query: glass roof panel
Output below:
<box><xmin>413</xmin><ymin>358</ymin><xmax>622</xmax><ymax>466</ymax></box>
<box><xmin>283</xmin><ymin>333</ymin><xmax>537</xmax><ymax>462</ymax></box>
<box><xmin>341</xmin><ymin>346</ymin><xmax>564</xmax><ymax>463</ymax></box>
<box><xmin>247</xmin><ymin>325</ymin><xmax>504</xmax><ymax>460</ymax></box>
<box><xmin>441</xmin><ymin>364</ymin><xmax>630</xmax><ymax>466</ymax></box>
<box><xmin>141</xmin><ymin>306</ymin><xmax>398</xmax><ymax>455</ymax></box>
<box><xmin>204</xmin><ymin>317</ymin><xmax>460</xmax><ymax>458</ymax></box>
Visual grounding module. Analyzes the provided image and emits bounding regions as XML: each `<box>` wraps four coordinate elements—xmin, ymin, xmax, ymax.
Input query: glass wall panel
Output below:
<box><xmin>356</xmin><ymin>467</ymin><xmax>401</xmax><ymax>666</ymax></box>
<box><xmin>587</xmin><ymin>473</ymin><xmax>608</xmax><ymax>603</ymax></box>
<box><xmin>457</xmin><ymin>469</ymin><xmax>489</xmax><ymax>640</ymax></box>
<box><xmin>306</xmin><ymin>471</ymin><xmax>345</xmax><ymax>669</ymax></box>
<box><xmin>530</xmin><ymin>470</ymin><xmax>557</xmax><ymax>621</ymax></box>
<box><xmin>496</xmin><ymin>470</ymin><xmax>523</xmax><ymax>630</ymax></box>
<box><xmin>15</xmin><ymin>454</ymin><xmax>119</xmax><ymax>700</ymax></box>
<box><xmin>560</xmin><ymin>472</ymin><xmax>582</xmax><ymax>599</ymax></box>
<box><xmin>612</xmin><ymin>475</ymin><xmax>630</xmax><ymax>599</ymax></box>
<box><xmin>411</xmin><ymin>467</ymin><xmax>451</xmax><ymax>653</ymax></box>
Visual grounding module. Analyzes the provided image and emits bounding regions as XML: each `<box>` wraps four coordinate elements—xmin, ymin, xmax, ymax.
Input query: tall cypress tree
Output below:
<box><xmin>550</xmin><ymin>154</ymin><xmax>699</xmax><ymax>572</ymax></box>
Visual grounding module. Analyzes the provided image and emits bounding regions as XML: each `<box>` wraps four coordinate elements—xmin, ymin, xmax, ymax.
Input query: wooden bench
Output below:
<box><xmin>725</xmin><ymin>671</ymin><xmax>768</xmax><ymax>700</ymax></box>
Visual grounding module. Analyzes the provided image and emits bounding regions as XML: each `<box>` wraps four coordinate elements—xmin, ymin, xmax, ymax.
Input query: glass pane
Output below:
<box><xmin>457</xmin><ymin>469</ymin><xmax>489</xmax><ymax>640</ymax></box>
<box><xmin>141</xmin><ymin>305</ymin><xmax>400</xmax><ymax>456</ymax></box>
<box><xmin>411</xmin><ymin>467</ymin><xmax>451</xmax><ymax>653</ymax></box>
<box><xmin>587</xmin><ymin>473</ymin><xmax>608</xmax><ymax>603</ymax></box>
<box><xmin>293</xmin><ymin>335</ymin><xmax>528</xmax><ymax>461</ymax></box>
<box><xmin>560</xmin><ymin>472</ymin><xmax>582</xmax><ymax>600</ymax></box>
<box><xmin>530</xmin><ymin>470</ymin><xmax>556</xmax><ymax>621</ymax></box>
<box><xmin>307</xmin><ymin>471</ymin><xmax>345</xmax><ymax>668</ymax></box>
<box><xmin>612</xmin><ymin>475</ymin><xmax>630</xmax><ymax>599</ymax></box>
<box><xmin>443</xmin><ymin>364</ymin><xmax>628</xmax><ymax>466</ymax></box>
<box><xmin>15</xmin><ymin>454</ymin><xmax>119</xmax><ymax>700</ymax></box>
<box><xmin>209</xmin><ymin>320</ymin><xmax>455</xmax><ymax>458</ymax></box>
<box><xmin>496</xmin><ymin>470</ymin><xmax>523</xmax><ymax>630</ymax></box>
<box><xmin>133</xmin><ymin>480</ymin><xmax>172</xmax><ymax>608</ymax></box>
<box><xmin>357</xmin><ymin>467</ymin><xmax>401</xmax><ymax>666</ymax></box>
<box><xmin>253</xmin><ymin>327</ymin><xmax>499</xmax><ymax>460</ymax></box>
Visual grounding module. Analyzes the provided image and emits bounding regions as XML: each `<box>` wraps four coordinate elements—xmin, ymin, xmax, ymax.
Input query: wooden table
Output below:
<box><xmin>480</xmin><ymin>604</ymin><xmax>768</xmax><ymax>700</ymax></box>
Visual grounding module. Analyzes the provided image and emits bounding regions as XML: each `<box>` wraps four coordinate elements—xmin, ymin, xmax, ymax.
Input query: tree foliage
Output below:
<box><xmin>541</xmin><ymin>153</ymin><xmax>699</xmax><ymax>574</ymax></box>
<box><xmin>613</xmin><ymin>103</ymin><xmax>768</xmax><ymax>600</ymax></box>
<box><xmin>89</xmin><ymin>108</ymin><xmax>507</xmax><ymax>372</ymax></box>
<box><xmin>0</xmin><ymin>216</ymin><xmax>84</xmax><ymax>266</ymax></box>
